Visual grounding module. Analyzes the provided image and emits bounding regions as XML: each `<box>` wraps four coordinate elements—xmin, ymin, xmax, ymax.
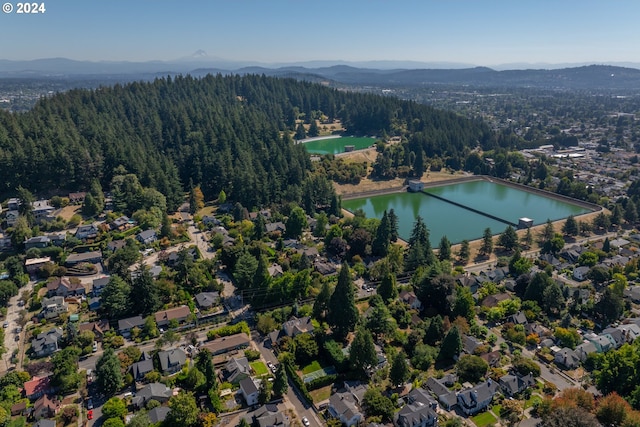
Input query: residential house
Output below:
<box><xmin>195</xmin><ymin>291</ymin><xmax>220</xmax><ymax>310</ymax></box>
<box><xmin>65</xmin><ymin>251</ymin><xmax>102</xmax><ymax>266</ymax></box>
<box><xmin>616</xmin><ymin>323</ymin><xmax>640</xmax><ymax>344</ymax></box>
<box><xmin>328</xmin><ymin>388</ymin><xmax>363</xmax><ymax>427</ymax></box>
<box><xmin>499</xmin><ymin>373</ymin><xmax>535</xmax><ymax>397</ymax></box>
<box><xmin>33</xmin><ymin>395</ymin><xmax>59</xmax><ymax>420</ymax></box>
<box><xmin>425</xmin><ymin>377</ymin><xmax>457</xmax><ymax>411</ymax></box>
<box><xmin>88</xmin><ymin>297</ymin><xmax>101</xmax><ymax>311</ymax></box>
<box><xmin>157</xmin><ymin>348</ymin><xmax>187</xmax><ymax>375</ymax></box>
<box><xmin>525</xmin><ymin>322</ymin><xmax>550</xmax><ymax>338</ymax></box>
<box><xmin>457</xmin><ymin>380</ymin><xmax>499</xmax><ymax>415</ymax></box>
<box><xmin>40</xmin><ymin>296</ymin><xmax>68</xmax><ymax>320</ymax></box>
<box><xmin>480</xmin><ymin>350</ymin><xmax>502</xmax><ymax>368</ymax></box>
<box><xmin>268</xmin><ymin>316</ymin><xmax>314</xmax><ymax>347</ymax></box>
<box><xmin>202</xmin><ymin>215</ymin><xmax>221</xmax><ymax>226</ymax></box>
<box><xmin>24</xmin><ymin>376</ymin><xmax>53</xmax><ymax>401</ymax></box>
<box><xmin>25</xmin><ymin>257</ymin><xmax>52</xmax><ymax>274</ymax></box>
<box><xmin>148</xmin><ymin>407</ymin><xmax>171</xmax><ymax>424</ymax></box>
<box><xmin>130</xmin><ymin>264</ymin><xmax>162</xmax><ymax>281</ymax></box>
<box><xmin>395</xmin><ymin>387</ymin><xmax>438</xmax><ymax>427</ymax></box>
<box><xmin>31</xmin><ymin>328</ymin><xmax>63</xmax><ymax>357</ymax></box>
<box><xmin>78</xmin><ymin>319</ymin><xmax>110</xmax><ymax>341</ymax></box>
<box><xmin>107</xmin><ymin>239</ymin><xmax>127</xmax><ymax>252</ymax></box>
<box><xmin>481</xmin><ymin>292</ymin><xmax>511</xmax><ymax>308</ymax></box>
<box><xmin>75</xmin><ymin>224</ymin><xmax>99</xmax><ymax>240</ymax></box>
<box><xmin>5</xmin><ymin>210</ymin><xmax>19</xmax><ymax>227</ymax></box>
<box><xmin>46</xmin><ymin>277</ymin><xmax>86</xmax><ymax>297</ymax></box>
<box><xmin>268</xmin><ymin>263</ymin><xmax>284</xmax><ymax>278</ymax></box>
<box><xmin>314</xmin><ymin>260</ymin><xmax>337</xmax><ymax>276</ymax></box>
<box><xmin>573</xmin><ymin>266</ymin><xmax>590</xmax><ymax>281</ymax></box>
<box><xmin>68</xmin><ymin>192</ymin><xmax>86</xmax><ymax>205</ymax></box>
<box><xmin>10</xmin><ymin>401</ymin><xmax>26</xmax><ymax>416</ymax></box>
<box><xmin>110</xmin><ymin>216</ymin><xmax>134</xmax><ymax>231</ymax></box>
<box><xmin>462</xmin><ymin>335</ymin><xmax>483</xmax><ymax>355</ymax></box>
<box><xmin>25</xmin><ymin>236</ymin><xmax>50</xmax><ymax>250</ymax></box>
<box><xmin>154</xmin><ymin>305</ymin><xmax>191</xmax><ymax>328</ymax></box>
<box><xmin>239</xmin><ymin>377</ymin><xmax>259</xmax><ymax>406</ymax></box>
<box><xmin>399</xmin><ymin>289</ymin><xmax>422</xmax><ymax>310</ymax></box>
<box><xmin>585</xmin><ymin>333</ymin><xmax>617</xmax><ymax>353</ymax></box>
<box><xmin>131</xmin><ymin>357</ymin><xmax>155</xmax><ymax>381</ymax></box>
<box><xmin>132</xmin><ymin>382</ymin><xmax>172</xmax><ymax>409</ymax></box>
<box><xmin>0</xmin><ymin>232</ymin><xmax>12</xmax><ymax>250</ymax></box>
<box><xmin>200</xmin><ymin>333</ymin><xmax>250</xmax><ymax>355</ymax></box>
<box><xmin>136</xmin><ymin>229</ymin><xmax>157</xmax><ymax>245</ymax></box>
<box><xmin>554</xmin><ymin>348</ymin><xmax>580</xmax><ymax>369</ymax></box>
<box><xmin>32</xmin><ymin>394</ymin><xmax>60</xmax><ymax>420</ymax></box>
<box><xmin>118</xmin><ymin>315</ymin><xmax>145</xmax><ymax>337</ymax></box>
<box><xmin>224</xmin><ymin>357</ymin><xmax>252</xmax><ymax>384</ymax></box>
<box><xmin>575</xmin><ymin>341</ymin><xmax>598</xmax><ymax>362</ymax></box>
<box><xmin>50</xmin><ymin>233</ymin><xmax>66</xmax><ymax>246</ymax></box>
<box><xmin>265</xmin><ymin>222</ymin><xmax>286</xmax><ymax>234</ymax></box>
<box><xmin>32</xmin><ymin>200</ymin><xmax>55</xmax><ymax>222</ymax></box>
<box><xmin>7</xmin><ymin>198</ymin><xmax>19</xmax><ymax>211</ymax></box>
<box><xmin>508</xmin><ymin>311</ymin><xmax>528</xmax><ymax>325</ymax></box>
<box><xmin>33</xmin><ymin>420</ymin><xmax>56</xmax><ymax>427</ymax></box>
<box><xmin>254</xmin><ymin>404</ymin><xmax>290</xmax><ymax>427</ymax></box>
<box><xmin>92</xmin><ymin>277</ymin><xmax>110</xmax><ymax>296</ymax></box>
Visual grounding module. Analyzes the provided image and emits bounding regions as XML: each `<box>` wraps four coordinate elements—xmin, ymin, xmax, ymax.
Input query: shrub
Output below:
<box><xmin>244</xmin><ymin>349</ymin><xmax>261</xmax><ymax>361</ymax></box>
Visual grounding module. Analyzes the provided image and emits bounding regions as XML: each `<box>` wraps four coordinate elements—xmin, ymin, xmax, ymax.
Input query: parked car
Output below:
<box><xmin>92</xmin><ymin>341</ymin><xmax>98</xmax><ymax>352</ymax></box>
<box><xmin>2</xmin><ymin>322</ymin><xmax>8</xmax><ymax>328</ymax></box>
<box><xmin>87</xmin><ymin>410</ymin><xmax>93</xmax><ymax>420</ymax></box>
<box><xmin>302</xmin><ymin>417</ymin><xmax>310</xmax><ymax>426</ymax></box>
<box><xmin>86</xmin><ymin>398</ymin><xmax>93</xmax><ymax>410</ymax></box>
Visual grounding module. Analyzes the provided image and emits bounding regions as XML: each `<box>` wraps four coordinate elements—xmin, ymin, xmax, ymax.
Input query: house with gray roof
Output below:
<box><xmin>148</xmin><ymin>406</ymin><xmax>171</xmax><ymax>424</ymax></box>
<box><xmin>395</xmin><ymin>388</ymin><xmax>438</xmax><ymax>427</ymax></box>
<box><xmin>457</xmin><ymin>380</ymin><xmax>499</xmax><ymax>416</ymax></box>
<box><xmin>425</xmin><ymin>377</ymin><xmax>457</xmax><ymax>410</ymax></box>
<box><xmin>328</xmin><ymin>391</ymin><xmax>363</xmax><ymax>427</ymax></box>
<box><xmin>136</xmin><ymin>229</ymin><xmax>157</xmax><ymax>245</ymax></box>
<box><xmin>239</xmin><ymin>377</ymin><xmax>259</xmax><ymax>407</ymax></box>
<box><xmin>554</xmin><ymin>348</ymin><xmax>580</xmax><ymax>369</ymax></box>
<box><xmin>132</xmin><ymin>382</ymin><xmax>172</xmax><ymax>409</ymax></box>
<box><xmin>158</xmin><ymin>348</ymin><xmax>187</xmax><ymax>375</ymax></box>
<box><xmin>130</xmin><ymin>358</ymin><xmax>155</xmax><ymax>381</ymax></box>
<box><xmin>224</xmin><ymin>357</ymin><xmax>252</xmax><ymax>384</ymax></box>
<box><xmin>40</xmin><ymin>296</ymin><xmax>67</xmax><ymax>320</ymax></box>
<box><xmin>31</xmin><ymin>328</ymin><xmax>63</xmax><ymax>358</ymax></box>
<box><xmin>118</xmin><ymin>315</ymin><xmax>145</xmax><ymax>337</ymax></box>
<box><xmin>25</xmin><ymin>236</ymin><xmax>50</xmax><ymax>250</ymax></box>
<box><xmin>575</xmin><ymin>341</ymin><xmax>598</xmax><ymax>362</ymax></box>
<box><xmin>200</xmin><ymin>332</ymin><xmax>250</xmax><ymax>355</ymax></box>
<box><xmin>585</xmin><ymin>333</ymin><xmax>617</xmax><ymax>353</ymax></box>
<box><xmin>92</xmin><ymin>277</ymin><xmax>110</xmax><ymax>296</ymax></box>
<box><xmin>195</xmin><ymin>291</ymin><xmax>220</xmax><ymax>310</ymax></box>
<box><xmin>254</xmin><ymin>404</ymin><xmax>289</xmax><ymax>427</ymax></box>
<box><xmin>499</xmin><ymin>373</ymin><xmax>534</xmax><ymax>397</ymax></box>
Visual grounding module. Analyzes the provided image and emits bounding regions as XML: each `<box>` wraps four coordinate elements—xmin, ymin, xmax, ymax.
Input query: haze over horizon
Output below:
<box><xmin>2</xmin><ymin>0</ymin><xmax>640</xmax><ymax>69</ymax></box>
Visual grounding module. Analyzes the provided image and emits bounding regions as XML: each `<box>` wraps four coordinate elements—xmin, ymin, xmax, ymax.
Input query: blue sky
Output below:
<box><xmin>2</xmin><ymin>0</ymin><xmax>639</xmax><ymax>67</ymax></box>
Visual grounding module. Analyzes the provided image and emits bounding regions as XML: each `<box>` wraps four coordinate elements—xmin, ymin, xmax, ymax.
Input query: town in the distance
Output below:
<box><xmin>0</xmin><ymin>61</ymin><xmax>640</xmax><ymax>427</ymax></box>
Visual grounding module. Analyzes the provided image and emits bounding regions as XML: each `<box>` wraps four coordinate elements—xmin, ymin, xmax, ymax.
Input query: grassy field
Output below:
<box><xmin>309</xmin><ymin>385</ymin><xmax>332</xmax><ymax>403</ymax></box>
<box><xmin>471</xmin><ymin>411</ymin><xmax>497</xmax><ymax>427</ymax></box>
<box><xmin>301</xmin><ymin>360</ymin><xmax>322</xmax><ymax>375</ymax></box>
<box><xmin>303</xmin><ymin>136</ymin><xmax>376</xmax><ymax>155</ymax></box>
<box><xmin>250</xmin><ymin>361</ymin><xmax>268</xmax><ymax>376</ymax></box>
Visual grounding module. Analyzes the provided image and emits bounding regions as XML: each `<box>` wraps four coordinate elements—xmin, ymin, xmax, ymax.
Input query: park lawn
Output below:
<box><xmin>309</xmin><ymin>385</ymin><xmax>332</xmax><ymax>403</ymax></box>
<box><xmin>302</xmin><ymin>361</ymin><xmax>323</xmax><ymax>375</ymax></box>
<box><xmin>472</xmin><ymin>411</ymin><xmax>497</xmax><ymax>427</ymax></box>
<box><xmin>250</xmin><ymin>361</ymin><xmax>268</xmax><ymax>376</ymax></box>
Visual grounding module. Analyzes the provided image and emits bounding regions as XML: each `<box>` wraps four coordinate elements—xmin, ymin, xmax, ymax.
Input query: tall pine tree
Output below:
<box><xmin>328</xmin><ymin>264</ymin><xmax>359</xmax><ymax>341</ymax></box>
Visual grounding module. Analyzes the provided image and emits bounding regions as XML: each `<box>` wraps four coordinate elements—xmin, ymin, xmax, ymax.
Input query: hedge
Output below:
<box><xmin>306</xmin><ymin>374</ymin><xmax>338</xmax><ymax>391</ymax></box>
<box><xmin>284</xmin><ymin>361</ymin><xmax>313</xmax><ymax>404</ymax></box>
<box><xmin>206</xmin><ymin>321</ymin><xmax>250</xmax><ymax>340</ymax></box>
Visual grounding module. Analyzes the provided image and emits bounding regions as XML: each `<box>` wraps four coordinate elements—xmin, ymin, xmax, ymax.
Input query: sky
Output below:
<box><xmin>1</xmin><ymin>0</ymin><xmax>640</xmax><ymax>68</ymax></box>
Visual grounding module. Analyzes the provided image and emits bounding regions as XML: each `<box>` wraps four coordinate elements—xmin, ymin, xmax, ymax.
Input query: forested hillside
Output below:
<box><xmin>0</xmin><ymin>74</ymin><xmax>493</xmax><ymax>210</ymax></box>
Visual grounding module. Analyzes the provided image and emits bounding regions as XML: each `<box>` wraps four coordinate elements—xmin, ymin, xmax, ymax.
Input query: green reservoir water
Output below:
<box><xmin>425</xmin><ymin>180</ymin><xmax>590</xmax><ymax>226</ymax></box>
<box><xmin>343</xmin><ymin>191</ymin><xmax>506</xmax><ymax>246</ymax></box>
<box><xmin>303</xmin><ymin>136</ymin><xmax>376</xmax><ymax>155</ymax></box>
<box><xmin>343</xmin><ymin>180</ymin><xmax>593</xmax><ymax>245</ymax></box>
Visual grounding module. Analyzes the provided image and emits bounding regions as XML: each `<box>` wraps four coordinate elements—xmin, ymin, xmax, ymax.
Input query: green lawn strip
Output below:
<box><xmin>309</xmin><ymin>385</ymin><xmax>332</xmax><ymax>403</ymax></box>
<box><xmin>250</xmin><ymin>361</ymin><xmax>268</xmax><ymax>376</ymax></box>
<box><xmin>525</xmin><ymin>394</ymin><xmax>543</xmax><ymax>409</ymax></box>
<box><xmin>471</xmin><ymin>411</ymin><xmax>497</xmax><ymax>427</ymax></box>
<box><xmin>491</xmin><ymin>404</ymin><xmax>502</xmax><ymax>417</ymax></box>
<box><xmin>301</xmin><ymin>360</ymin><xmax>322</xmax><ymax>375</ymax></box>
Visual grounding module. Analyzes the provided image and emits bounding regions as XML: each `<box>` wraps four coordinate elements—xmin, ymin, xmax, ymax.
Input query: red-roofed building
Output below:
<box><xmin>154</xmin><ymin>305</ymin><xmax>191</xmax><ymax>328</ymax></box>
<box><xmin>24</xmin><ymin>376</ymin><xmax>54</xmax><ymax>401</ymax></box>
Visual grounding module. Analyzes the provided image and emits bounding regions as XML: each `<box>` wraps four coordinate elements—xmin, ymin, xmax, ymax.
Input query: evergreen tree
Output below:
<box><xmin>457</xmin><ymin>240</ymin><xmax>471</xmax><ymax>264</ymax></box>
<box><xmin>407</xmin><ymin>216</ymin><xmax>435</xmax><ymax>269</ymax></box>
<box><xmin>160</xmin><ymin>213</ymin><xmax>173</xmax><ymax>239</ymax></box>
<box><xmin>308</xmin><ymin>120</ymin><xmax>319</xmax><ymax>137</ymax></box>
<box><xmin>562</xmin><ymin>215</ymin><xmax>579</xmax><ymax>237</ymax></box>
<box><xmin>388</xmin><ymin>209</ymin><xmax>399</xmax><ymax>242</ymax></box>
<box><xmin>389</xmin><ymin>352</ymin><xmax>410</xmax><ymax>387</ymax></box>
<box><xmin>195</xmin><ymin>349</ymin><xmax>218</xmax><ymax>391</ymax></box>
<box><xmin>312</xmin><ymin>282</ymin><xmax>331</xmax><ymax>321</ymax></box>
<box><xmin>130</xmin><ymin>265</ymin><xmax>160</xmax><ymax>316</ymax></box>
<box><xmin>258</xmin><ymin>378</ymin><xmax>272</xmax><ymax>404</ymax></box>
<box><xmin>425</xmin><ymin>315</ymin><xmax>444</xmax><ymax>346</ymax></box>
<box><xmin>349</xmin><ymin>327</ymin><xmax>377</xmax><ymax>374</ymax></box>
<box><xmin>285</xmin><ymin>206</ymin><xmax>308</xmax><ymax>239</ymax></box>
<box><xmin>295</xmin><ymin>122</ymin><xmax>306</xmax><ymax>140</ymax></box>
<box><xmin>253</xmin><ymin>214</ymin><xmax>266</xmax><ymax>240</ymax></box>
<box><xmin>16</xmin><ymin>186</ymin><xmax>34</xmax><ymax>224</ymax></box>
<box><xmin>522</xmin><ymin>227</ymin><xmax>533</xmax><ymax>248</ymax></box>
<box><xmin>479</xmin><ymin>228</ymin><xmax>493</xmax><ymax>257</ymax></box>
<box><xmin>610</xmin><ymin>204</ymin><xmax>623</xmax><ymax>227</ymax></box>
<box><xmin>438</xmin><ymin>325</ymin><xmax>462</xmax><ymax>361</ymax></box>
<box><xmin>541</xmin><ymin>219</ymin><xmax>555</xmax><ymax>242</ymax></box>
<box><xmin>328</xmin><ymin>265</ymin><xmax>359</xmax><ymax>341</ymax></box>
<box><xmin>272</xmin><ymin>363</ymin><xmax>288</xmax><ymax>398</ymax></box>
<box><xmin>438</xmin><ymin>235</ymin><xmax>452</xmax><ymax>261</ymax></box>
<box><xmin>603</xmin><ymin>237</ymin><xmax>611</xmax><ymax>253</ymax></box>
<box><xmin>101</xmin><ymin>275</ymin><xmax>132</xmax><ymax>319</ymax></box>
<box><xmin>498</xmin><ymin>225</ymin><xmax>519</xmax><ymax>252</ymax></box>
<box><xmin>625</xmin><ymin>199</ymin><xmax>638</xmax><ymax>224</ymax></box>
<box><xmin>95</xmin><ymin>348</ymin><xmax>123</xmax><ymax>396</ymax></box>
<box><xmin>377</xmin><ymin>272</ymin><xmax>398</xmax><ymax>303</ymax></box>
<box><xmin>217</xmin><ymin>190</ymin><xmax>226</xmax><ymax>204</ymax></box>
<box><xmin>372</xmin><ymin>210</ymin><xmax>391</xmax><ymax>256</ymax></box>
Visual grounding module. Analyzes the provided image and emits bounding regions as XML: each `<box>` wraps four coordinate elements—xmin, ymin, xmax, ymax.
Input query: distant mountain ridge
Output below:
<box><xmin>1</xmin><ymin>57</ymin><xmax>640</xmax><ymax>90</ymax></box>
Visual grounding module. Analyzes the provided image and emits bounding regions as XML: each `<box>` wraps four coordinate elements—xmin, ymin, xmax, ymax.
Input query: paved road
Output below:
<box><xmin>251</xmin><ymin>333</ymin><xmax>323</xmax><ymax>427</ymax></box>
